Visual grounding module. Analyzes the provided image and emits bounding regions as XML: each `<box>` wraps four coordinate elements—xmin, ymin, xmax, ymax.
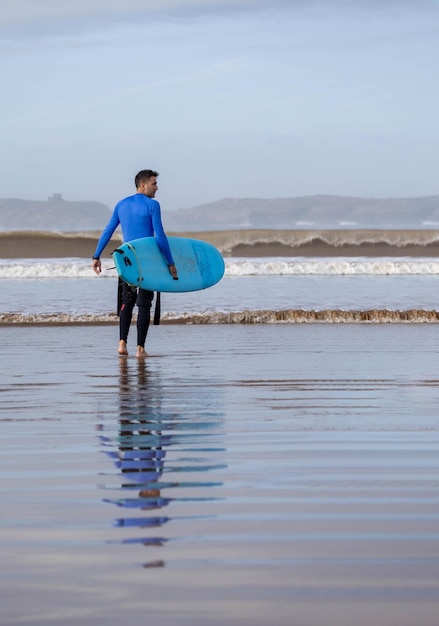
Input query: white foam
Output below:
<box><xmin>2</xmin><ymin>257</ymin><xmax>439</xmax><ymax>279</ymax></box>
<box><xmin>0</xmin><ymin>258</ymin><xmax>117</xmax><ymax>279</ymax></box>
<box><xmin>224</xmin><ymin>257</ymin><xmax>439</xmax><ymax>276</ymax></box>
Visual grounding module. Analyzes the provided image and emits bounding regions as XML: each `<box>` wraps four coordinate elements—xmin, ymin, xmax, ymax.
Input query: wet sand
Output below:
<box><xmin>1</xmin><ymin>324</ymin><xmax>439</xmax><ymax>625</ymax></box>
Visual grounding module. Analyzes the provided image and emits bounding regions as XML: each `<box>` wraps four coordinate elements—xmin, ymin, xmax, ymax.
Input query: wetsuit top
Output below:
<box><xmin>93</xmin><ymin>193</ymin><xmax>175</xmax><ymax>265</ymax></box>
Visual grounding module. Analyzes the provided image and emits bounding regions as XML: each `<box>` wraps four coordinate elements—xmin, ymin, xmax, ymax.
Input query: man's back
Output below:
<box><xmin>116</xmin><ymin>193</ymin><xmax>159</xmax><ymax>243</ymax></box>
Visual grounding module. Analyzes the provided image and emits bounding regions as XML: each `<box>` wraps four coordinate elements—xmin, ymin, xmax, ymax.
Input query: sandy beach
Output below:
<box><xmin>2</xmin><ymin>323</ymin><xmax>439</xmax><ymax>625</ymax></box>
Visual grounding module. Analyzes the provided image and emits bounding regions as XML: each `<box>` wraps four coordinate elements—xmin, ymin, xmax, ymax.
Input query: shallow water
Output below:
<box><xmin>1</xmin><ymin>324</ymin><xmax>439</xmax><ymax>625</ymax></box>
<box><xmin>2</xmin><ymin>272</ymin><xmax>439</xmax><ymax>317</ymax></box>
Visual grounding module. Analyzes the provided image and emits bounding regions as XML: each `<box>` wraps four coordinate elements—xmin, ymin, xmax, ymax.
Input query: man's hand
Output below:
<box><xmin>92</xmin><ymin>259</ymin><xmax>102</xmax><ymax>275</ymax></box>
<box><xmin>168</xmin><ymin>264</ymin><xmax>178</xmax><ymax>280</ymax></box>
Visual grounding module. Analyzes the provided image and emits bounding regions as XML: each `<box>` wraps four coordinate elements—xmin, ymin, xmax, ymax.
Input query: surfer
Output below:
<box><xmin>92</xmin><ymin>170</ymin><xmax>178</xmax><ymax>357</ymax></box>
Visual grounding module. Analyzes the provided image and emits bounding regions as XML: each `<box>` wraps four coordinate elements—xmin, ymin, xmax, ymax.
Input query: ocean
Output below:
<box><xmin>1</xmin><ymin>229</ymin><xmax>439</xmax><ymax>625</ymax></box>
<box><xmin>2</xmin><ymin>229</ymin><xmax>439</xmax><ymax>323</ymax></box>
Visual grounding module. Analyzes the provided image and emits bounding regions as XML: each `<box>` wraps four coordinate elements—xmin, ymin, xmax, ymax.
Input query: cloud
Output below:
<box><xmin>0</xmin><ymin>1</ymin><xmax>284</xmax><ymax>40</ymax></box>
<box><xmin>1</xmin><ymin>0</ymin><xmax>287</xmax><ymax>25</ymax></box>
<box><xmin>2</xmin><ymin>0</ymin><xmax>436</xmax><ymax>34</ymax></box>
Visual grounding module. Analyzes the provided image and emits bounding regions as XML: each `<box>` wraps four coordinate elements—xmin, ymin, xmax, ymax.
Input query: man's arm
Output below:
<box><xmin>151</xmin><ymin>202</ymin><xmax>178</xmax><ymax>279</ymax></box>
<box><xmin>91</xmin><ymin>207</ymin><xmax>120</xmax><ymax>275</ymax></box>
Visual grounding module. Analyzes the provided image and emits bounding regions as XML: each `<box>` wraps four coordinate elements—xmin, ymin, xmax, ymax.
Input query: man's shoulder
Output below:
<box><xmin>118</xmin><ymin>193</ymin><xmax>159</xmax><ymax>209</ymax></box>
<box><xmin>116</xmin><ymin>193</ymin><xmax>137</xmax><ymax>206</ymax></box>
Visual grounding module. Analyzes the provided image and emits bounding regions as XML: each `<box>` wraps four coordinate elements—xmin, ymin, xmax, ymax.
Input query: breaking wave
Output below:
<box><xmin>2</xmin><ymin>257</ymin><xmax>439</xmax><ymax>278</ymax></box>
<box><xmin>2</xmin><ymin>309</ymin><xmax>439</xmax><ymax>325</ymax></box>
<box><xmin>2</xmin><ymin>228</ymin><xmax>439</xmax><ymax>258</ymax></box>
<box><xmin>198</xmin><ymin>228</ymin><xmax>439</xmax><ymax>254</ymax></box>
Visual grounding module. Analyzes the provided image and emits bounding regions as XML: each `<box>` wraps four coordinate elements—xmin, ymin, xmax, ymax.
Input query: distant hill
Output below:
<box><xmin>165</xmin><ymin>194</ymin><xmax>439</xmax><ymax>230</ymax></box>
<box><xmin>0</xmin><ymin>194</ymin><xmax>111</xmax><ymax>231</ymax></box>
<box><xmin>2</xmin><ymin>193</ymin><xmax>439</xmax><ymax>232</ymax></box>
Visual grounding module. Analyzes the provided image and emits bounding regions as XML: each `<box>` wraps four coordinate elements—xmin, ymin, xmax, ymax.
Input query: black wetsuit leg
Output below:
<box><xmin>136</xmin><ymin>288</ymin><xmax>154</xmax><ymax>348</ymax></box>
<box><xmin>119</xmin><ymin>281</ymin><xmax>138</xmax><ymax>342</ymax></box>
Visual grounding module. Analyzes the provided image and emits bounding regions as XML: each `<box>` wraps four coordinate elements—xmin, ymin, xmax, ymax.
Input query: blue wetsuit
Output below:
<box><xmin>93</xmin><ymin>193</ymin><xmax>175</xmax><ymax>265</ymax></box>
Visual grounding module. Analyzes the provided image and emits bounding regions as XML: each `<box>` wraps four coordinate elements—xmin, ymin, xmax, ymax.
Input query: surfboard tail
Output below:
<box><xmin>112</xmin><ymin>245</ymin><xmax>143</xmax><ymax>287</ymax></box>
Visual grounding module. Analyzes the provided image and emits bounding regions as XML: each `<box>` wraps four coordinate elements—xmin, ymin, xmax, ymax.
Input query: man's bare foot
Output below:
<box><xmin>136</xmin><ymin>346</ymin><xmax>148</xmax><ymax>358</ymax></box>
<box><xmin>118</xmin><ymin>340</ymin><xmax>128</xmax><ymax>356</ymax></box>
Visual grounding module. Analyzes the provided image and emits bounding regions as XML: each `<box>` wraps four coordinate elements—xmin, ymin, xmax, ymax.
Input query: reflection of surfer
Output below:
<box><xmin>98</xmin><ymin>356</ymin><xmax>227</xmax><ymax>566</ymax></box>
<box><xmin>117</xmin><ymin>358</ymin><xmax>170</xmax><ymax>513</ymax></box>
<box><xmin>101</xmin><ymin>358</ymin><xmax>173</xmax><ymax>564</ymax></box>
<box><xmin>91</xmin><ymin>169</ymin><xmax>178</xmax><ymax>357</ymax></box>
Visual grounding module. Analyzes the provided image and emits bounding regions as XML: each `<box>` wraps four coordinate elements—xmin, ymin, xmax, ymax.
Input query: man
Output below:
<box><xmin>92</xmin><ymin>169</ymin><xmax>178</xmax><ymax>357</ymax></box>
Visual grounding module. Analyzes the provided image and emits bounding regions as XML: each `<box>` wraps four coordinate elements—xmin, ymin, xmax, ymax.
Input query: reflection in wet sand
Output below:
<box><xmin>4</xmin><ymin>324</ymin><xmax>439</xmax><ymax>625</ymax></box>
<box><xmin>98</xmin><ymin>357</ymin><xmax>225</xmax><ymax>565</ymax></box>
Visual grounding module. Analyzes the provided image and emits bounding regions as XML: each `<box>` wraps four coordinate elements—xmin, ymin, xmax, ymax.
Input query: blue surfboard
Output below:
<box><xmin>112</xmin><ymin>236</ymin><xmax>225</xmax><ymax>293</ymax></box>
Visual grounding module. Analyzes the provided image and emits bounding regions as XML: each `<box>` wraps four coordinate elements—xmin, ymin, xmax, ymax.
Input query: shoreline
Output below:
<box><xmin>1</xmin><ymin>229</ymin><xmax>439</xmax><ymax>258</ymax></box>
<box><xmin>2</xmin><ymin>308</ymin><xmax>439</xmax><ymax>325</ymax></box>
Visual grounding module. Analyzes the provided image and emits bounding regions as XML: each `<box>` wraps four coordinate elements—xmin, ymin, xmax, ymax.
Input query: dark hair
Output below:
<box><xmin>135</xmin><ymin>169</ymin><xmax>159</xmax><ymax>188</ymax></box>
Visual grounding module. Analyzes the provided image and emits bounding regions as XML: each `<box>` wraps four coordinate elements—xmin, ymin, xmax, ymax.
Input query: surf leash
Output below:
<box><xmin>154</xmin><ymin>292</ymin><xmax>161</xmax><ymax>325</ymax></box>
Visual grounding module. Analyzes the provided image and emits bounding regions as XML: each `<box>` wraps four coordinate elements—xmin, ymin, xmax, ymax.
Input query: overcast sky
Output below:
<box><xmin>1</xmin><ymin>0</ymin><xmax>439</xmax><ymax>212</ymax></box>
